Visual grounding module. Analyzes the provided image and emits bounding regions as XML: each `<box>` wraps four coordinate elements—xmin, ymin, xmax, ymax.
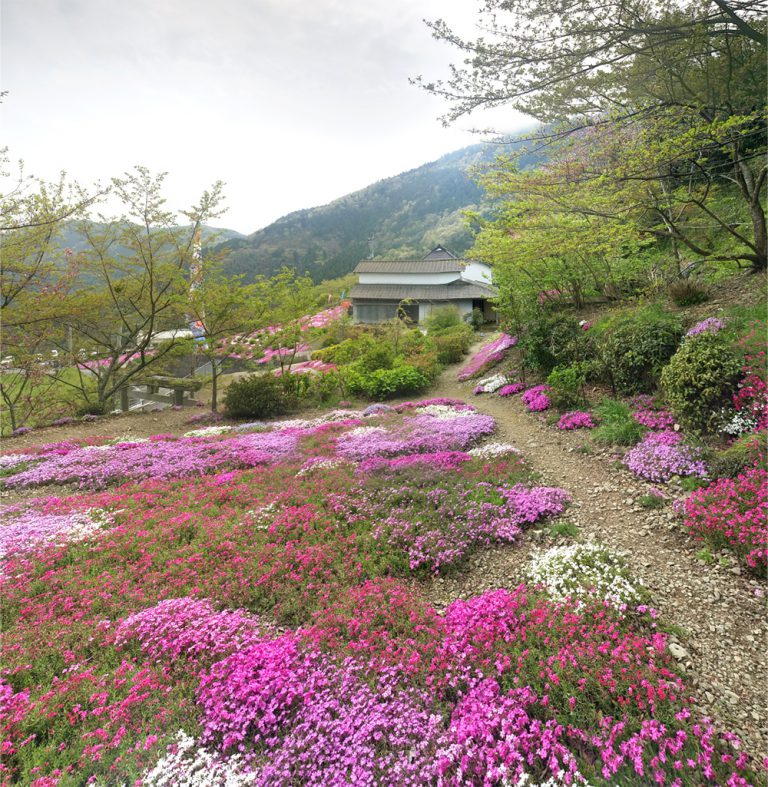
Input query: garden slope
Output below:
<box><xmin>427</xmin><ymin>346</ymin><xmax>768</xmax><ymax>764</ymax></box>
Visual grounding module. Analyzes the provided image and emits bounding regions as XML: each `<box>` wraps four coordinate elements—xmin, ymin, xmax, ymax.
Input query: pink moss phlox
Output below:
<box><xmin>115</xmin><ymin>597</ymin><xmax>268</xmax><ymax>669</ymax></box>
<box><xmin>683</xmin><ymin>467</ymin><xmax>767</xmax><ymax>574</ymax></box>
<box><xmin>685</xmin><ymin>317</ymin><xmax>725</xmax><ymax>338</ymax></box>
<box><xmin>498</xmin><ymin>382</ymin><xmax>525</xmax><ymax>397</ymax></box>
<box><xmin>623</xmin><ymin>431</ymin><xmax>708</xmax><ymax>483</ymax></box>
<box><xmin>632</xmin><ymin>396</ymin><xmax>675</xmax><ymax>430</ymax></box>
<box><xmin>557</xmin><ymin>411</ymin><xmax>596</xmax><ymax>430</ymax></box>
<box><xmin>521</xmin><ymin>384</ymin><xmax>552</xmax><ymax>412</ymax></box>
<box><xmin>356</xmin><ymin>451</ymin><xmax>471</xmax><ymax>475</ymax></box>
<box><xmin>458</xmin><ymin>334</ymin><xmax>517</xmax><ymax>381</ymax></box>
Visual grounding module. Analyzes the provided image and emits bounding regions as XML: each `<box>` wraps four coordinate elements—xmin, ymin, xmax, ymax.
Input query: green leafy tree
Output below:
<box><xmin>415</xmin><ymin>0</ymin><xmax>767</xmax><ymax>271</ymax></box>
<box><xmin>50</xmin><ymin>167</ymin><xmax>225</xmax><ymax>411</ymax></box>
<box><xmin>187</xmin><ymin>265</ymin><xmax>271</xmax><ymax>411</ymax></box>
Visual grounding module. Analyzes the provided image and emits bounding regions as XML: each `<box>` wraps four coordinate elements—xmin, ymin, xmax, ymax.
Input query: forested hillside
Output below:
<box><xmin>216</xmin><ymin>140</ymin><xmax>539</xmax><ymax>283</ymax></box>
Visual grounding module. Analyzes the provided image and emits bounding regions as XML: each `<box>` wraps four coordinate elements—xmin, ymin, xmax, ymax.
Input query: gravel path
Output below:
<box><xmin>426</xmin><ymin>350</ymin><xmax>768</xmax><ymax>763</ymax></box>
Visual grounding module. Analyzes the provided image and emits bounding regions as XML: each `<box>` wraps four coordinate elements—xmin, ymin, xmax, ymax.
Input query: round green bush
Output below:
<box><xmin>661</xmin><ymin>334</ymin><xmax>742</xmax><ymax>433</ymax></box>
<box><xmin>359</xmin><ymin>364</ymin><xmax>429</xmax><ymax>400</ymax></box>
<box><xmin>519</xmin><ymin>312</ymin><xmax>588</xmax><ymax>374</ymax></box>
<box><xmin>223</xmin><ymin>373</ymin><xmax>299</xmax><ymax>419</ymax></box>
<box><xmin>598</xmin><ymin>310</ymin><xmax>683</xmax><ymax>394</ymax></box>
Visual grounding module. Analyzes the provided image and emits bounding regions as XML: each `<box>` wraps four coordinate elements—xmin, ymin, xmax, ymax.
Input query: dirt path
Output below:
<box><xmin>427</xmin><ymin>351</ymin><xmax>768</xmax><ymax>763</ymax></box>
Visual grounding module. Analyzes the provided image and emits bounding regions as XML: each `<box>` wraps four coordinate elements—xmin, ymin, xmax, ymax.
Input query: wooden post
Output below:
<box><xmin>120</xmin><ymin>386</ymin><xmax>129</xmax><ymax>412</ymax></box>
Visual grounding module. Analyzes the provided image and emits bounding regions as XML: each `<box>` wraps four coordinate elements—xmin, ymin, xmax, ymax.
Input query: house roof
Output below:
<box><xmin>353</xmin><ymin>259</ymin><xmax>466</xmax><ymax>274</ymax></box>
<box><xmin>423</xmin><ymin>245</ymin><xmax>458</xmax><ymax>260</ymax></box>
<box><xmin>350</xmin><ymin>281</ymin><xmax>497</xmax><ymax>302</ymax></box>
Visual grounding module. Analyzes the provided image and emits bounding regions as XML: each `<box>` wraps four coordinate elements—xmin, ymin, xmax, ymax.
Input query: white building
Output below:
<box><xmin>350</xmin><ymin>246</ymin><xmax>497</xmax><ymax>324</ymax></box>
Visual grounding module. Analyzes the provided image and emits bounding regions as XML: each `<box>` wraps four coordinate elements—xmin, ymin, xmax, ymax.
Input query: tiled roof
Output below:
<box><xmin>350</xmin><ymin>281</ymin><xmax>497</xmax><ymax>301</ymax></box>
<box><xmin>353</xmin><ymin>259</ymin><xmax>466</xmax><ymax>274</ymax></box>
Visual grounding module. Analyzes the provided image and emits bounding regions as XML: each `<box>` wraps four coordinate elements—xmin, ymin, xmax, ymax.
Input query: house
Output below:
<box><xmin>349</xmin><ymin>246</ymin><xmax>497</xmax><ymax>324</ymax></box>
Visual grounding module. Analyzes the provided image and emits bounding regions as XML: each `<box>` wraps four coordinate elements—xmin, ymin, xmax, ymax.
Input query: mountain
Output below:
<box><xmin>217</xmin><ymin>139</ymin><xmax>541</xmax><ymax>284</ymax></box>
<box><xmin>56</xmin><ymin>223</ymin><xmax>245</xmax><ymax>255</ymax></box>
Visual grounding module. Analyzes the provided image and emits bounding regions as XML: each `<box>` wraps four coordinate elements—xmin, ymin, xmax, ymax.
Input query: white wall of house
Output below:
<box><xmin>358</xmin><ymin>272</ymin><xmax>460</xmax><ymax>285</ymax></box>
<box><xmin>462</xmin><ymin>262</ymin><xmax>493</xmax><ymax>284</ymax></box>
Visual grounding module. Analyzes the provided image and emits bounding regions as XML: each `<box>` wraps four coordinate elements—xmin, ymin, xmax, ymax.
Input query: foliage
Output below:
<box><xmin>517</xmin><ymin>311</ymin><xmax>591</xmax><ymax>375</ymax></box>
<box><xmin>416</xmin><ymin>0</ymin><xmax>767</xmax><ymax>271</ymax></box>
<box><xmin>424</xmin><ymin>305</ymin><xmax>462</xmax><ymax>334</ymax></box>
<box><xmin>668</xmin><ymin>279</ymin><xmax>709</xmax><ymax>306</ymax></box>
<box><xmin>661</xmin><ymin>333</ymin><xmax>743</xmax><ymax>432</ymax></box>
<box><xmin>592</xmin><ymin>398</ymin><xmax>645</xmax><ymax>446</ymax></box>
<box><xmin>345</xmin><ymin>364</ymin><xmax>430</xmax><ymax>400</ymax></box>
<box><xmin>546</xmin><ymin>363</ymin><xmax>589</xmax><ymax>410</ymax></box>
<box><xmin>433</xmin><ymin>327</ymin><xmax>473</xmax><ymax>364</ymax></box>
<box><xmin>596</xmin><ymin>307</ymin><xmax>683</xmax><ymax>394</ymax></box>
<box><xmin>223</xmin><ymin>374</ymin><xmax>299</xmax><ymax>419</ymax></box>
<box><xmin>709</xmin><ymin>434</ymin><xmax>766</xmax><ymax>479</ymax></box>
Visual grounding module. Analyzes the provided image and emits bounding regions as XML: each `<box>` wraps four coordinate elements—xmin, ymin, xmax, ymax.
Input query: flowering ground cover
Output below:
<box><xmin>0</xmin><ymin>399</ymin><xmax>764</xmax><ymax>786</ymax></box>
<box><xmin>457</xmin><ymin>333</ymin><xmax>517</xmax><ymax>381</ymax></box>
<box><xmin>623</xmin><ymin>430</ymin><xmax>708</xmax><ymax>483</ymax></box>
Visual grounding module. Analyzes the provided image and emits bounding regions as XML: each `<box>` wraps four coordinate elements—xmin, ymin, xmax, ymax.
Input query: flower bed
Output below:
<box><xmin>458</xmin><ymin>333</ymin><xmax>516</xmax><ymax>381</ymax></box>
<box><xmin>683</xmin><ymin>466</ymin><xmax>767</xmax><ymax>575</ymax></box>
<box><xmin>623</xmin><ymin>430</ymin><xmax>708</xmax><ymax>483</ymax></box>
<box><xmin>521</xmin><ymin>384</ymin><xmax>552</xmax><ymax>412</ymax></box>
<box><xmin>0</xmin><ymin>398</ymin><xmax>761</xmax><ymax>786</ymax></box>
<box><xmin>557</xmin><ymin>411</ymin><xmax>596</xmax><ymax>430</ymax></box>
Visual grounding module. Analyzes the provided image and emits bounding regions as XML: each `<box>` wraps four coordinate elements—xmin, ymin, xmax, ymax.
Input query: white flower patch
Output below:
<box><xmin>244</xmin><ymin>502</ymin><xmax>280</xmax><ymax>531</ymax></box>
<box><xmin>476</xmin><ymin>373</ymin><xmax>510</xmax><ymax>393</ymax></box>
<box><xmin>108</xmin><ymin>436</ymin><xmax>151</xmax><ymax>445</ymax></box>
<box><xmin>526</xmin><ymin>542</ymin><xmax>645</xmax><ymax>609</ymax></box>
<box><xmin>270</xmin><ymin>410</ymin><xmax>365</xmax><ymax>432</ymax></box>
<box><xmin>416</xmin><ymin>405</ymin><xmax>476</xmax><ymax>419</ymax></box>
<box><xmin>508</xmin><ymin>771</ymin><xmax>595</xmax><ymax>786</ymax></box>
<box><xmin>469</xmin><ymin>442</ymin><xmax>522</xmax><ymax>459</ymax></box>
<box><xmin>347</xmin><ymin>425</ymin><xmax>388</xmax><ymax>438</ymax></box>
<box><xmin>296</xmin><ymin>457</ymin><xmax>351</xmax><ymax>476</ymax></box>
<box><xmin>143</xmin><ymin>730</ymin><xmax>258</xmax><ymax>786</ymax></box>
<box><xmin>183</xmin><ymin>426</ymin><xmax>234</xmax><ymax>438</ymax></box>
<box><xmin>0</xmin><ymin>454</ymin><xmax>31</xmax><ymax>469</ymax></box>
<box><xmin>719</xmin><ymin>407</ymin><xmax>760</xmax><ymax>437</ymax></box>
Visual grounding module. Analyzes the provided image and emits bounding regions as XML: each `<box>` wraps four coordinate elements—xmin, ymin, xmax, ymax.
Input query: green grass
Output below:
<box><xmin>592</xmin><ymin>398</ymin><xmax>644</xmax><ymax>446</ymax></box>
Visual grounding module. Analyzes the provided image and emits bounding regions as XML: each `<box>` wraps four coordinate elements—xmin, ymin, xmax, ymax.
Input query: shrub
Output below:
<box><xmin>434</xmin><ymin>332</ymin><xmax>470</xmax><ymax>364</ymax></box>
<box><xmin>597</xmin><ymin>308</ymin><xmax>683</xmax><ymax>394</ymax></box>
<box><xmin>466</xmin><ymin>307</ymin><xmax>485</xmax><ymax>329</ymax></box>
<box><xmin>405</xmin><ymin>349</ymin><xmax>442</xmax><ymax>383</ymax></box>
<box><xmin>424</xmin><ymin>306</ymin><xmax>462</xmax><ymax>334</ymax></box>
<box><xmin>546</xmin><ymin>363</ymin><xmax>589</xmax><ymax>410</ymax></box>
<box><xmin>668</xmin><ymin>279</ymin><xmax>709</xmax><ymax>306</ymax></box>
<box><xmin>361</xmin><ymin>365</ymin><xmax>430</xmax><ymax>399</ymax></box>
<box><xmin>708</xmin><ymin>434</ymin><xmax>766</xmax><ymax>479</ymax></box>
<box><xmin>661</xmin><ymin>333</ymin><xmax>742</xmax><ymax>433</ymax></box>
<box><xmin>592</xmin><ymin>398</ymin><xmax>645</xmax><ymax>446</ymax></box>
<box><xmin>223</xmin><ymin>373</ymin><xmax>299</xmax><ymax>419</ymax></box>
<box><xmin>518</xmin><ymin>312</ymin><xmax>589</xmax><ymax>374</ymax></box>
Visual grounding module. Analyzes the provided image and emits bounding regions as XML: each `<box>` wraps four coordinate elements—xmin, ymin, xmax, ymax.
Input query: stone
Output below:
<box><xmin>669</xmin><ymin>643</ymin><xmax>688</xmax><ymax>660</ymax></box>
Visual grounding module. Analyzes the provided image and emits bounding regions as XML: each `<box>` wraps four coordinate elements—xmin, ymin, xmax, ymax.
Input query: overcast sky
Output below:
<box><xmin>1</xmin><ymin>0</ymin><xmax>531</xmax><ymax>234</ymax></box>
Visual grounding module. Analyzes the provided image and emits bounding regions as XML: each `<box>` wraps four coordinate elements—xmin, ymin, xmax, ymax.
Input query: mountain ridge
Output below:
<box><xmin>218</xmin><ymin>137</ymin><xmax>541</xmax><ymax>283</ymax></box>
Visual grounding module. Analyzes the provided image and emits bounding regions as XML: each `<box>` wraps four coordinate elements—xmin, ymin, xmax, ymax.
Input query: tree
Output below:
<box><xmin>414</xmin><ymin>0</ymin><xmax>767</xmax><ymax>271</ymax></box>
<box><xmin>49</xmin><ymin>167</ymin><xmax>225</xmax><ymax>412</ymax></box>
<box><xmin>0</xmin><ymin>150</ymin><xmax>104</xmax><ymax>310</ymax></box>
<box><xmin>413</xmin><ymin>0</ymin><xmax>765</xmax><ymax>125</ymax></box>
<box><xmin>187</xmin><ymin>265</ymin><xmax>271</xmax><ymax>412</ymax></box>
